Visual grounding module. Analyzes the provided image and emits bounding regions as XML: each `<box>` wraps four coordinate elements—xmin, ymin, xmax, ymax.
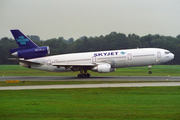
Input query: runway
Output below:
<box><xmin>1</xmin><ymin>76</ymin><xmax>180</xmax><ymax>90</ymax></box>
<box><xmin>0</xmin><ymin>76</ymin><xmax>180</xmax><ymax>81</ymax></box>
<box><xmin>0</xmin><ymin>82</ymin><xmax>180</xmax><ymax>90</ymax></box>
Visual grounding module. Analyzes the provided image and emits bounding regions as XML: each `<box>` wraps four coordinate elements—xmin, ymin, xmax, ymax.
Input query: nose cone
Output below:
<box><xmin>170</xmin><ymin>53</ymin><xmax>175</xmax><ymax>60</ymax></box>
<box><xmin>163</xmin><ymin>50</ymin><xmax>174</xmax><ymax>63</ymax></box>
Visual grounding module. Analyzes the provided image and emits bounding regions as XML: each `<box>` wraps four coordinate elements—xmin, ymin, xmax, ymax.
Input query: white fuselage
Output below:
<box><xmin>21</xmin><ymin>48</ymin><xmax>174</xmax><ymax>72</ymax></box>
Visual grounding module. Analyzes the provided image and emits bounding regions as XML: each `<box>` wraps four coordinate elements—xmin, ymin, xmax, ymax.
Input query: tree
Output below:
<box><xmin>177</xmin><ymin>34</ymin><xmax>180</xmax><ymax>39</ymax></box>
<box><xmin>127</xmin><ymin>34</ymin><xmax>142</xmax><ymax>48</ymax></box>
<box><xmin>27</xmin><ymin>35</ymin><xmax>40</xmax><ymax>41</ymax></box>
<box><xmin>68</xmin><ymin>38</ymin><xmax>74</xmax><ymax>44</ymax></box>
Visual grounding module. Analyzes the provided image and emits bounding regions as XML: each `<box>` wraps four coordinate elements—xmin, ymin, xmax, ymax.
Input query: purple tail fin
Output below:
<box><xmin>10</xmin><ymin>29</ymin><xmax>38</xmax><ymax>54</ymax></box>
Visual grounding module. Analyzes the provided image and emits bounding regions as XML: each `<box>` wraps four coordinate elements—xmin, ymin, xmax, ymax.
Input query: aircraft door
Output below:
<box><xmin>92</xmin><ymin>56</ymin><xmax>96</xmax><ymax>63</ymax></box>
<box><xmin>126</xmin><ymin>53</ymin><xmax>133</xmax><ymax>66</ymax></box>
<box><xmin>157</xmin><ymin>51</ymin><xmax>161</xmax><ymax>58</ymax></box>
<box><xmin>127</xmin><ymin>53</ymin><xmax>132</xmax><ymax>60</ymax></box>
<box><xmin>47</xmin><ymin>59</ymin><xmax>52</xmax><ymax>65</ymax></box>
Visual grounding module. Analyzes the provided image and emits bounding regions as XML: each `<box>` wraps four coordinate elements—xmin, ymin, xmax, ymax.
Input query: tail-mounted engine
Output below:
<box><xmin>10</xmin><ymin>46</ymin><xmax>50</xmax><ymax>59</ymax></box>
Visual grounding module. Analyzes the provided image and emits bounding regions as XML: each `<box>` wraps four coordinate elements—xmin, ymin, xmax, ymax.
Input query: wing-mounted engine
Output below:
<box><xmin>10</xmin><ymin>46</ymin><xmax>50</xmax><ymax>59</ymax></box>
<box><xmin>91</xmin><ymin>63</ymin><xmax>115</xmax><ymax>73</ymax></box>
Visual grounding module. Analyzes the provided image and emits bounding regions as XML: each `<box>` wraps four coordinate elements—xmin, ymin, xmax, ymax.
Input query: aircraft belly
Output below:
<box><xmin>131</xmin><ymin>57</ymin><xmax>156</xmax><ymax>66</ymax></box>
<box><xmin>114</xmin><ymin>60</ymin><xmax>126</xmax><ymax>68</ymax></box>
<box><xmin>114</xmin><ymin>56</ymin><xmax>157</xmax><ymax>68</ymax></box>
<box><xmin>31</xmin><ymin>64</ymin><xmax>71</xmax><ymax>72</ymax></box>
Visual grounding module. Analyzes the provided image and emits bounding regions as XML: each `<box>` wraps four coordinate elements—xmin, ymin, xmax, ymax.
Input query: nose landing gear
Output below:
<box><xmin>148</xmin><ymin>65</ymin><xmax>152</xmax><ymax>74</ymax></box>
<box><xmin>149</xmin><ymin>71</ymin><xmax>152</xmax><ymax>74</ymax></box>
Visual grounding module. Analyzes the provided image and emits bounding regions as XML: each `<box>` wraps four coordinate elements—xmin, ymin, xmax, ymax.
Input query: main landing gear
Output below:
<box><xmin>77</xmin><ymin>73</ymin><xmax>90</xmax><ymax>78</ymax></box>
<box><xmin>148</xmin><ymin>65</ymin><xmax>152</xmax><ymax>74</ymax></box>
<box><xmin>77</xmin><ymin>69</ymin><xmax>90</xmax><ymax>78</ymax></box>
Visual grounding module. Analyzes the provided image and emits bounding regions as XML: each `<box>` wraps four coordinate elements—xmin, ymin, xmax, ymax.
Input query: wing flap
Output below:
<box><xmin>52</xmin><ymin>62</ymin><xmax>96</xmax><ymax>67</ymax></box>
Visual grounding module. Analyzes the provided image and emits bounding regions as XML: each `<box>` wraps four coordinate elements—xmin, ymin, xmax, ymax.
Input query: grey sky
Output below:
<box><xmin>1</xmin><ymin>0</ymin><xmax>180</xmax><ymax>40</ymax></box>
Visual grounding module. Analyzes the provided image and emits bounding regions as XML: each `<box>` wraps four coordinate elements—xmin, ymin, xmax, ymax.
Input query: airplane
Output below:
<box><xmin>9</xmin><ymin>29</ymin><xmax>174</xmax><ymax>78</ymax></box>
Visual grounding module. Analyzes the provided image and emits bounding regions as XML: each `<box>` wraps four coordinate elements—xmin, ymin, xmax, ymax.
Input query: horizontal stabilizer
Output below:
<box><xmin>8</xmin><ymin>58</ymin><xmax>42</xmax><ymax>65</ymax></box>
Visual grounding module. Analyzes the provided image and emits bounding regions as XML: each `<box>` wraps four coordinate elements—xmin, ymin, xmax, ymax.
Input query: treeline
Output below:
<box><xmin>0</xmin><ymin>32</ymin><xmax>180</xmax><ymax>65</ymax></box>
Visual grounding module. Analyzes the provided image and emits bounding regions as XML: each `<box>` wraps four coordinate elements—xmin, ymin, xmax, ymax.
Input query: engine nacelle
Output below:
<box><xmin>11</xmin><ymin>46</ymin><xmax>50</xmax><ymax>59</ymax></box>
<box><xmin>92</xmin><ymin>64</ymin><xmax>116</xmax><ymax>73</ymax></box>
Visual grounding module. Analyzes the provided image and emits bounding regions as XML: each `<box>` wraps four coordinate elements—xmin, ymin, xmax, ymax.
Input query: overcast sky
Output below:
<box><xmin>1</xmin><ymin>0</ymin><xmax>180</xmax><ymax>40</ymax></box>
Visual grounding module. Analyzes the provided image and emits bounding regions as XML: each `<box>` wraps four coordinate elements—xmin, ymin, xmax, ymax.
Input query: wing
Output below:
<box><xmin>9</xmin><ymin>58</ymin><xmax>97</xmax><ymax>66</ymax></box>
<box><xmin>8</xmin><ymin>58</ymin><xmax>45</xmax><ymax>65</ymax></box>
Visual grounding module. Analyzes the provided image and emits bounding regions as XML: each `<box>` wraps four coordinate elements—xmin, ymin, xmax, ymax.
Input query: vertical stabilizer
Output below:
<box><xmin>10</xmin><ymin>29</ymin><xmax>38</xmax><ymax>54</ymax></box>
<box><xmin>10</xmin><ymin>30</ymin><xmax>38</xmax><ymax>49</ymax></box>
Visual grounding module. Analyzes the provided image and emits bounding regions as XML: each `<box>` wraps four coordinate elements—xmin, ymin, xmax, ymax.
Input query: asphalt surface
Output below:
<box><xmin>0</xmin><ymin>82</ymin><xmax>180</xmax><ymax>90</ymax></box>
<box><xmin>0</xmin><ymin>76</ymin><xmax>180</xmax><ymax>81</ymax></box>
<box><xmin>1</xmin><ymin>76</ymin><xmax>180</xmax><ymax>90</ymax></box>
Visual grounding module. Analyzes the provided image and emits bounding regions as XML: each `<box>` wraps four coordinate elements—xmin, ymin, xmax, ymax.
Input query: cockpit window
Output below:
<box><xmin>165</xmin><ymin>51</ymin><xmax>170</xmax><ymax>54</ymax></box>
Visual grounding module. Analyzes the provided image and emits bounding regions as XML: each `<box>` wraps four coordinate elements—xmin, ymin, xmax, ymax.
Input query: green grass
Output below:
<box><xmin>0</xmin><ymin>65</ymin><xmax>180</xmax><ymax>76</ymax></box>
<box><xmin>1</xmin><ymin>65</ymin><xmax>179</xmax><ymax>120</ymax></box>
<box><xmin>0</xmin><ymin>87</ymin><xmax>180</xmax><ymax>120</ymax></box>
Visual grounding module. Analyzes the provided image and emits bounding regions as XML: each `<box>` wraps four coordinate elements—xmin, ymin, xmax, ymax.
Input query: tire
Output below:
<box><xmin>86</xmin><ymin>73</ymin><xmax>90</xmax><ymax>78</ymax></box>
<box><xmin>83</xmin><ymin>74</ymin><xmax>87</xmax><ymax>78</ymax></box>
<box><xmin>77</xmin><ymin>74</ymin><xmax>82</xmax><ymax>78</ymax></box>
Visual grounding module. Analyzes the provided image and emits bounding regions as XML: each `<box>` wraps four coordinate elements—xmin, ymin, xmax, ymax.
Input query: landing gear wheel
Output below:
<box><xmin>148</xmin><ymin>65</ymin><xmax>152</xmax><ymax>75</ymax></box>
<box><xmin>77</xmin><ymin>74</ymin><xmax>83</xmax><ymax>78</ymax></box>
<box><xmin>77</xmin><ymin>73</ymin><xmax>90</xmax><ymax>78</ymax></box>
<box><xmin>77</xmin><ymin>69</ymin><xmax>90</xmax><ymax>78</ymax></box>
<box><xmin>83</xmin><ymin>74</ymin><xmax>87</xmax><ymax>78</ymax></box>
<box><xmin>86</xmin><ymin>73</ymin><xmax>90</xmax><ymax>78</ymax></box>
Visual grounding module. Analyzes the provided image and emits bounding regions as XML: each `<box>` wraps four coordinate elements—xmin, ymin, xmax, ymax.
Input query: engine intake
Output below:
<box><xmin>92</xmin><ymin>64</ymin><xmax>115</xmax><ymax>73</ymax></box>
